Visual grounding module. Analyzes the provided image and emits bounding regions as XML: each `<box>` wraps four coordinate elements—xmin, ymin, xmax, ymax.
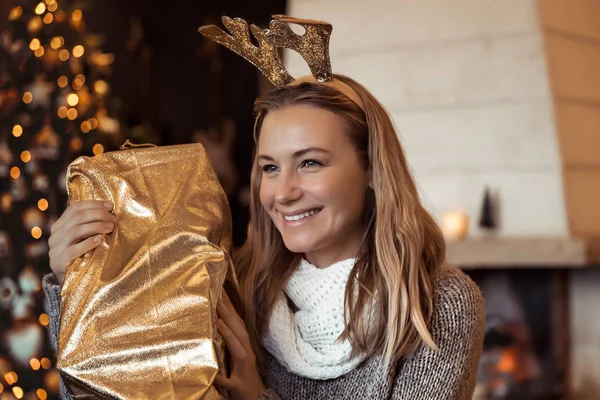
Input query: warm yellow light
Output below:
<box><xmin>89</xmin><ymin>118</ymin><xmax>98</xmax><ymax>129</ymax></box>
<box><xmin>10</xmin><ymin>167</ymin><xmax>20</xmax><ymax>180</ymax></box>
<box><xmin>70</xmin><ymin>137</ymin><xmax>83</xmax><ymax>152</ymax></box>
<box><xmin>28</xmin><ymin>16</ymin><xmax>43</xmax><ymax>33</ymax></box>
<box><xmin>50</xmin><ymin>36</ymin><xmax>63</xmax><ymax>49</ymax></box>
<box><xmin>73</xmin><ymin>74</ymin><xmax>85</xmax><ymax>89</ymax></box>
<box><xmin>35</xmin><ymin>2</ymin><xmax>46</xmax><ymax>14</ymax></box>
<box><xmin>39</xmin><ymin>313</ymin><xmax>50</xmax><ymax>326</ymax></box>
<box><xmin>47</xmin><ymin>1</ymin><xmax>57</xmax><ymax>12</ymax></box>
<box><xmin>67</xmin><ymin>108</ymin><xmax>78</xmax><ymax>120</ymax></box>
<box><xmin>29</xmin><ymin>38</ymin><xmax>41</xmax><ymax>51</ymax></box>
<box><xmin>30</xmin><ymin>358</ymin><xmax>41</xmax><ymax>370</ymax></box>
<box><xmin>40</xmin><ymin>358</ymin><xmax>51</xmax><ymax>369</ymax></box>
<box><xmin>12</xmin><ymin>386</ymin><xmax>24</xmax><ymax>399</ymax></box>
<box><xmin>34</xmin><ymin>47</ymin><xmax>45</xmax><ymax>57</ymax></box>
<box><xmin>66</xmin><ymin>93</ymin><xmax>79</xmax><ymax>106</ymax></box>
<box><xmin>92</xmin><ymin>143</ymin><xmax>104</xmax><ymax>155</ymax></box>
<box><xmin>12</xmin><ymin>125</ymin><xmax>23</xmax><ymax>137</ymax></box>
<box><xmin>23</xmin><ymin>92</ymin><xmax>33</xmax><ymax>104</ymax></box>
<box><xmin>36</xmin><ymin>388</ymin><xmax>48</xmax><ymax>400</ymax></box>
<box><xmin>58</xmin><ymin>106</ymin><xmax>68</xmax><ymax>118</ymax></box>
<box><xmin>72</xmin><ymin>45</ymin><xmax>84</xmax><ymax>58</ymax></box>
<box><xmin>1</xmin><ymin>194</ymin><xmax>12</xmax><ymax>213</ymax></box>
<box><xmin>59</xmin><ymin>49</ymin><xmax>69</xmax><ymax>61</ymax></box>
<box><xmin>57</xmin><ymin>76</ymin><xmax>68</xmax><ymax>87</ymax></box>
<box><xmin>94</xmin><ymin>80</ymin><xmax>108</xmax><ymax>95</ymax></box>
<box><xmin>31</xmin><ymin>227</ymin><xmax>42</xmax><ymax>239</ymax></box>
<box><xmin>72</xmin><ymin>10</ymin><xmax>83</xmax><ymax>21</ymax></box>
<box><xmin>38</xmin><ymin>198</ymin><xmax>49</xmax><ymax>211</ymax></box>
<box><xmin>20</xmin><ymin>151</ymin><xmax>32</xmax><ymax>163</ymax></box>
<box><xmin>80</xmin><ymin>121</ymin><xmax>91</xmax><ymax>133</ymax></box>
<box><xmin>43</xmin><ymin>13</ymin><xmax>53</xmax><ymax>24</ymax></box>
<box><xmin>9</xmin><ymin>6</ymin><xmax>23</xmax><ymax>20</ymax></box>
<box><xmin>4</xmin><ymin>372</ymin><xmax>17</xmax><ymax>385</ymax></box>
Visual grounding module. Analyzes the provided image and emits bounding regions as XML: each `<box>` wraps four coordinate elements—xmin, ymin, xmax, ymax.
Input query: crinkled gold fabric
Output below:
<box><xmin>59</xmin><ymin>143</ymin><xmax>232</xmax><ymax>399</ymax></box>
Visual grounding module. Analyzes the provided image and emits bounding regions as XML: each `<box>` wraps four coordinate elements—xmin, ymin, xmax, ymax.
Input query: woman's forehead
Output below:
<box><xmin>258</xmin><ymin>105</ymin><xmax>348</xmax><ymax>153</ymax></box>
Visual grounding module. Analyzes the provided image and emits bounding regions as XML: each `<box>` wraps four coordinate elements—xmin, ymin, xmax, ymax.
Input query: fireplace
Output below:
<box><xmin>447</xmin><ymin>237</ymin><xmax>589</xmax><ymax>400</ymax></box>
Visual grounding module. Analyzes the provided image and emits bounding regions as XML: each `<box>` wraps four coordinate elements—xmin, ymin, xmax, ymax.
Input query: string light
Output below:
<box><xmin>72</xmin><ymin>45</ymin><xmax>85</xmax><ymax>58</ymax></box>
<box><xmin>39</xmin><ymin>313</ymin><xmax>50</xmax><ymax>326</ymax></box>
<box><xmin>38</xmin><ymin>198</ymin><xmax>49</xmax><ymax>211</ymax></box>
<box><xmin>12</xmin><ymin>125</ymin><xmax>23</xmax><ymax>137</ymax></box>
<box><xmin>94</xmin><ymin>80</ymin><xmax>108</xmax><ymax>95</ymax></box>
<box><xmin>20</xmin><ymin>151</ymin><xmax>32</xmax><ymax>163</ymax></box>
<box><xmin>34</xmin><ymin>47</ymin><xmax>45</xmax><ymax>57</ymax></box>
<box><xmin>8</xmin><ymin>6</ymin><xmax>23</xmax><ymax>21</ymax></box>
<box><xmin>10</xmin><ymin>167</ymin><xmax>20</xmax><ymax>180</ymax></box>
<box><xmin>50</xmin><ymin>36</ymin><xmax>64</xmax><ymax>49</ymax></box>
<box><xmin>58</xmin><ymin>106</ymin><xmax>68</xmax><ymax>118</ymax></box>
<box><xmin>4</xmin><ymin>372</ymin><xmax>17</xmax><ymax>385</ymax></box>
<box><xmin>72</xmin><ymin>10</ymin><xmax>83</xmax><ymax>21</ymax></box>
<box><xmin>30</xmin><ymin>358</ymin><xmax>41</xmax><ymax>370</ymax></box>
<box><xmin>57</xmin><ymin>76</ymin><xmax>68</xmax><ymax>87</ymax></box>
<box><xmin>1</xmin><ymin>194</ymin><xmax>11</xmax><ymax>213</ymax></box>
<box><xmin>70</xmin><ymin>137</ymin><xmax>83</xmax><ymax>151</ymax></box>
<box><xmin>28</xmin><ymin>16</ymin><xmax>43</xmax><ymax>33</ymax></box>
<box><xmin>43</xmin><ymin>13</ymin><xmax>53</xmax><ymax>24</ymax></box>
<box><xmin>29</xmin><ymin>39</ymin><xmax>41</xmax><ymax>51</ymax></box>
<box><xmin>93</xmin><ymin>143</ymin><xmax>104</xmax><ymax>155</ymax></box>
<box><xmin>80</xmin><ymin>121</ymin><xmax>91</xmax><ymax>133</ymax></box>
<box><xmin>47</xmin><ymin>2</ymin><xmax>58</xmax><ymax>12</ymax></box>
<box><xmin>40</xmin><ymin>358</ymin><xmax>51</xmax><ymax>369</ymax></box>
<box><xmin>23</xmin><ymin>92</ymin><xmax>33</xmax><ymax>104</ymax></box>
<box><xmin>89</xmin><ymin>118</ymin><xmax>98</xmax><ymax>129</ymax></box>
<box><xmin>67</xmin><ymin>108</ymin><xmax>78</xmax><ymax>120</ymax></box>
<box><xmin>59</xmin><ymin>49</ymin><xmax>69</xmax><ymax>61</ymax></box>
<box><xmin>35</xmin><ymin>2</ymin><xmax>46</xmax><ymax>15</ymax></box>
<box><xmin>13</xmin><ymin>386</ymin><xmax>24</xmax><ymax>399</ymax></box>
<box><xmin>36</xmin><ymin>389</ymin><xmax>48</xmax><ymax>400</ymax></box>
<box><xmin>31</xmin><ymin>227</ymin><xmax>42</xmax><ymax>239</ymax></box>
<box><xmin>67</xmin><ymin>93</ymin><xmax>79</xmax><ymax>106</ymax></box>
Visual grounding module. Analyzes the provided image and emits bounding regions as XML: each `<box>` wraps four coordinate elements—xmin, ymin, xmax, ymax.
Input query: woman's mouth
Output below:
<box><xmin>282</xmin><ymin>208</ymin><xmax>322</xmax><ymax>221</ymax></box>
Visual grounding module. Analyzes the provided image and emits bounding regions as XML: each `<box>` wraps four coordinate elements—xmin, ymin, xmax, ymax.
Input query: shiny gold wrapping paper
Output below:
<box><xmin>59</xmin><ymin>143</ymin><xmax>232</xmax><ymax>399</ymax></box>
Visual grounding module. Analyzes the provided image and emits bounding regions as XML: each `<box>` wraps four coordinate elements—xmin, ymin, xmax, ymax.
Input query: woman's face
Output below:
<box><xmin>258</xmin><ymin>104</ymin><xmax>371</xmax><ymax>268</ymax></box>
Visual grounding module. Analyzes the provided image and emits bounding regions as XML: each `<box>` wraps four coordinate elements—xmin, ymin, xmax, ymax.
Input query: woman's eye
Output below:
<box><xmin>301</xmin><ymin>159</ymin><xmax>322</xmax><ymax>168</ymax></box>
<box><xmin>261</xmin><ymin>164</ymin><xmax>278</xmax><ymax>173</ymax></box>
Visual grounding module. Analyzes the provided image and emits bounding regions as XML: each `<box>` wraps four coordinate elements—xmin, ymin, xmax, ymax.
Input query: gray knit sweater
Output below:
<box><xmin>43</xmin><ymin>267</ymin><xmax>484</xmax><ymax>399</ymax></box>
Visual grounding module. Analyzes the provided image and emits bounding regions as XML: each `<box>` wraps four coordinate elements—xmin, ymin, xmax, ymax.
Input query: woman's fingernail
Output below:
<box><xmin>103</xmin><ymin>202</ymin><xmax>113</xmax><ymax>209</ymax></box>
<box><xmin>93</xmin><ymin>236</ymin><xmax>102</xmax><ymax>244</ymax></box>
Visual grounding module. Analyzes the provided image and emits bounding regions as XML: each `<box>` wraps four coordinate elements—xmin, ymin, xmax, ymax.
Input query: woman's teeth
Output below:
<box><xmin>284</xmin><ymin>209</ymin><xmax>321</xmax><ymax>221</ymax></box>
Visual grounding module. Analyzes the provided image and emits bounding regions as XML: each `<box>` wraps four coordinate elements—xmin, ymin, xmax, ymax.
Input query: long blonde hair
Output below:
<box><xmin>234</xmin><ymin>74</ymin><xmax>445</xmax><ymax>372</ymax></box>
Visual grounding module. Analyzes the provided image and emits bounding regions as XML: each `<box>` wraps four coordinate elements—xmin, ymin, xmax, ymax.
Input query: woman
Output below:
<box><xmin>45</xmin><ymin>74</ymin><xmax>484</xmax><ymax>399</ymax></box>
<box><xmin>45</xmin><ymin>16</ymin><xmax>484</xmax><ymax>400</ymax></box>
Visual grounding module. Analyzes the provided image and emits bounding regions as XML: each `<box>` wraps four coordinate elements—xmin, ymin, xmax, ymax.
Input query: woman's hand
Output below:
<box><xmin>214</xmin><ymin>291</ymin><xmax>267</xmax><ymax>400</ymax></box>
<box><xmin>48</xmin><ymin>200</ymin><xmax>116</xmax><ymax>286</ymax></box>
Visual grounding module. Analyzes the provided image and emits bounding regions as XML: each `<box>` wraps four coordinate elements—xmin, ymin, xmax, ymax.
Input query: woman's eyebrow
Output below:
<box><xmin>257</xmin><ymin>147</ymin><xmax>331</xmax><ymax>162</ymax></box>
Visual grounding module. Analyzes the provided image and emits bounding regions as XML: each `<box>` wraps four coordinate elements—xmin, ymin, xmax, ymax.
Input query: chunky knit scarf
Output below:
<box><xmin>263</xmin><ymin>258</ymin><xmax>367</xmax><ymax>380</ymax></box>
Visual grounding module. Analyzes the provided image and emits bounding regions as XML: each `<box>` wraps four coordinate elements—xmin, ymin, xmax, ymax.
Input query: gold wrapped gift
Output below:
<box><xmin>59</xmin><ymin>143</ymin><xmax>233</xmax><ymax>399</ymax></box>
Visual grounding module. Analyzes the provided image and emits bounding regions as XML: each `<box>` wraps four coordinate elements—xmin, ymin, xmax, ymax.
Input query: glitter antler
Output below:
<box><xmin>199</xmin><ymin>16</ymin><xmax>292</xmax><ymax>86</ymax></box>
<box><xmin>266</xmin><ymin>15</ymin><xmax>333</xmax><ymax>83</ymax></box>
<box><xmin>198</xmin><ymin>15</ymin><xmax>334</xmax><ymax>86</ymax></box>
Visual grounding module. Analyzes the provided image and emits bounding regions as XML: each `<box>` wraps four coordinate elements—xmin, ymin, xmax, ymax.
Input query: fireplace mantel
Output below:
<box><xmin>446</xmin><ymin>237</ymin><xmax>589</xmax><ymax>269</ymax></box>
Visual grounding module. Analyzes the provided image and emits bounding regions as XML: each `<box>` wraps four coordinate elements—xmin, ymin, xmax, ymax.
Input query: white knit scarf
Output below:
<box><xmin>263</xmin><ymin>258</ymin><xmax>368</xmax><ymax>380</ymax></box>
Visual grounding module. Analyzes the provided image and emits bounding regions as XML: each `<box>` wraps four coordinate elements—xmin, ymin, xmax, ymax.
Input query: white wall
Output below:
<box><xmin>285</xmin><ymin>0</ymin><xmax>569</xmax><ymax>237</ymax></box>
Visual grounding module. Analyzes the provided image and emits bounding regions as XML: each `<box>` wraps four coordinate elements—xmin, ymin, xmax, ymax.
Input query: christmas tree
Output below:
<box><xmin>0</xmin><ymin>1</ymin><xmax>124</xmax><ymax>397</ymax></box>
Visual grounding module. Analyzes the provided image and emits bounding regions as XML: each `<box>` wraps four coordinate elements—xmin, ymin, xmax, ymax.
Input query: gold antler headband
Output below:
<box><xmin>198</xmin><ymin>15</ymin><xmax>364</xmax><ymax>110</ymax></box>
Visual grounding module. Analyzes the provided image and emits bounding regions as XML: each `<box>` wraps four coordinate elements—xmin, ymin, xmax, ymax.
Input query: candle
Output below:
<box><xmin>441</xmin><ymin>211</ymin><xmax>469</xmax><ymax>241</ymax></box>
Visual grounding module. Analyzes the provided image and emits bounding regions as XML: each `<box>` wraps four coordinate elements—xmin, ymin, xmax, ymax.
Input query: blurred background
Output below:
<box><xmin>0</xmin><ymin>0</ymin><xmax>598</xmax><ymax>399</ymax></box>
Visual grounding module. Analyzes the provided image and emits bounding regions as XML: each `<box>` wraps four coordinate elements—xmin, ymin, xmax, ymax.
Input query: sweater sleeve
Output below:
<box><xmin>391</xmin><ymin>268</ymin><xmax>485</xmax><ymax>400</ymax></box>
<box><xmin>258</xmin><ymin>388</ymin><xmax>282</xmax><ymax>400</ymax></box>
<box><xmin>42</xmin><ymin>273</ymin><xmax>73</xmax><ymax>400</ymax></box>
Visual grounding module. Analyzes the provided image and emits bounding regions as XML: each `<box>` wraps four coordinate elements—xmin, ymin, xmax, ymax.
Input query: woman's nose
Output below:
<box><xmin>274</xmin><ymin>174</ymin><xmax>302</xmax><ymax>204</ymax></box>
